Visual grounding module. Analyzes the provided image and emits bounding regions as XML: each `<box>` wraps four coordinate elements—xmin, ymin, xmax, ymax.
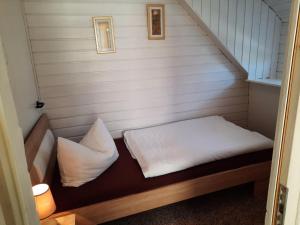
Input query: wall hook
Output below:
<box><xmin>35</xmin><ymin>101</ymin><xmax>45</xmax><ymax>109</ymax></box>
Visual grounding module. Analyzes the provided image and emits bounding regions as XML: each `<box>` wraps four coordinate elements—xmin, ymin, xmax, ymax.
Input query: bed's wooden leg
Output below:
<box><xmin>254</xmin><ymin>179</ymin><xmax>269</xmax><ymax>199</ymax></box>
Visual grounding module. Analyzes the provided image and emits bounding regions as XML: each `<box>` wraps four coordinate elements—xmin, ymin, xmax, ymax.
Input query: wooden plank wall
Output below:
<box><xmin>185</xmin><ymin>0</ymin><xmax>283</xmax><ymax>80</ymax></box>
<box><xmin>264</xmin><ymin>0</ymin><xmax>291</xmax><ymax>22</ymax></box>
<box><xmin>23</xmin><ymin>0</ymin><xmax>248</xmax><ymax>140</ymax></box>
<box><xmin>277</xmin><ymin>22</ymin><xmax>289</xmax><ymax>79</ymax></box>
<box><xmin>264</xmin><ymin>0</ymin><xmax>291</xmax><ymax>79</ymax></box>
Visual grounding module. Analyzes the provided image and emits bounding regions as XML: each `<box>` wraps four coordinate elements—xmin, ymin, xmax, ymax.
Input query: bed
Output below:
<box><xmin>25</xmin><ymin>114</ymin><xmax>273</xmax><ymax>224</ymax></box>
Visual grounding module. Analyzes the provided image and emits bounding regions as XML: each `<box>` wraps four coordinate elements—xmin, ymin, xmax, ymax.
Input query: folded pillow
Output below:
<box><xmin>80</xmin><ymin>118</ymin><xmax>117</xmax><ymax>153</ymax></box>
<box><xmin>57</xmin><ymin>119</ymin><xmax>119</xmax><ymax>187</ymax></box>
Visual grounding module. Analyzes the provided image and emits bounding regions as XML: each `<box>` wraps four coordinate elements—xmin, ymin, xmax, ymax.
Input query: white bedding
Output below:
<box><xmin>124</xmin><ymin>116</ymin><xmax>273</xmax><ymax>178</ymax></box>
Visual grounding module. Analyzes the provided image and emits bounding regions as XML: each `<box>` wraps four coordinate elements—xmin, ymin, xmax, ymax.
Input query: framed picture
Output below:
<box><xmin>93</xmin><ymin>16</ymin><xmax>116</xmax><ymax>54</ymax></box>
<box><xmin>147</xmin><ymin>4</ymin><xmax>165</xmax><ymax>40</ymax></box>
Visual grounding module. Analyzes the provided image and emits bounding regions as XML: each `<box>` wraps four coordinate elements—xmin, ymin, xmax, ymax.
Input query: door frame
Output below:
<box><xmin>1</xmin><ymin>1</ymin><xmax>300</xmax><ymax>225</ymax></box>
<box><xmin>0</xmin><ymin>35</ymin><xmax>39</xmax><ymax>225</ymax></box>
<box><xmin>265</xmin><ymin>1</ymin><xmax>300</xmax><ymax>224</ymax></box>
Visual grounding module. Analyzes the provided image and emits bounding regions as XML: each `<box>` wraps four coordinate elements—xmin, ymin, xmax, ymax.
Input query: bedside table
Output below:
<box><xmin>41</xmin><ymin>213</ymin><xmax>95</xmax><ymax>225</ymax></box>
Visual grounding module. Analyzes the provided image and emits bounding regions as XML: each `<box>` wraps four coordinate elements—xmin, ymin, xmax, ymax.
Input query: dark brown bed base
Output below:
<box><xmin>52</xmin><ymin>138</ymin><xmax>272</xmax><ymax>212</ymax></box>
<box><xmin>25</xmin><ymin>114</ymin><xmax>272</xmax><ymax>224</ymax></box>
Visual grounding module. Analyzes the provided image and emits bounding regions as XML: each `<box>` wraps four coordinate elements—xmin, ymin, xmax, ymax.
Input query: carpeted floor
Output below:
<box><xmin>101</xmin><ymin>184</ymin><xmax>267</xmax><ymax>225</ymax></box>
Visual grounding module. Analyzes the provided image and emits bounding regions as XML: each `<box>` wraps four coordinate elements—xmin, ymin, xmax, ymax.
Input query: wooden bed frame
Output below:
<box><xmin>25</xmin><ymin>114</ymin><xmax>272</xmax><ymax>224</ymax></box>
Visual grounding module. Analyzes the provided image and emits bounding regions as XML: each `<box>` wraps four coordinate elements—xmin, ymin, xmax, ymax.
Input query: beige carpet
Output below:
<box><xmin>101</xmin><ymin>184</ymin><xmax>266</xmax><ymax>225</ymax></box>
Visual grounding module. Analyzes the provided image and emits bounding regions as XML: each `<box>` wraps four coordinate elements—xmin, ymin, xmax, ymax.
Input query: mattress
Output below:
<box><xmin>124</xmin><ymin>116</ymin><xmax>274</xmax><ymax>178</ymax></box>
<box><xmin>52</xmin><ymin>138</ymin><xmax>273</xmax><ymax>212</ymax></box>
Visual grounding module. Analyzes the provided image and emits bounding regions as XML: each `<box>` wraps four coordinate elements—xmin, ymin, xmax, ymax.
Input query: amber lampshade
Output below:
<box><xmin>32</xmin><ymin>184</ymin><xmax>56</xmax><ymax>219</ymax></box>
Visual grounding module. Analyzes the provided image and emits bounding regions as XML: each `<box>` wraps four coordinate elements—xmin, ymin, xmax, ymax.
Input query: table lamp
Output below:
<box><xmin>32</xmin><ymin>184</ymin><xmax>56</xmax><ymax>220</ymax></box>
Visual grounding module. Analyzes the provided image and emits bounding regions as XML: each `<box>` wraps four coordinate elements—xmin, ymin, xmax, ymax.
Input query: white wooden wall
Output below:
<box><xmin>185</xmin><ymin>0</ymin><xmax>283</xmax><ymax>81</ymax></box>
<box><xmin>23</xmin><ymin>0</ymin><xmax>248</xmax><ymax>140</ymax></box>
<box><xmin>277</xmin><ymin>22</ymin><xmax>289</xmax><ymax>79</ymax></box>
<box><xmin>264</xmin><ymin>0</ymin><xmax>291</xmax><ymax>79</ymax></box>
<box><xmin>264</xmin><ymin>0</ymin><xmax>291</xmax><ymax>22</ymax></box>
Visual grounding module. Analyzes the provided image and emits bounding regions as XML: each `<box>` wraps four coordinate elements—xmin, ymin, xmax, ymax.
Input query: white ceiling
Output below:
<box><xmin>264</xmin><ymin>0</ymin><xmax>291</xmax><ymax>22</ymax></box>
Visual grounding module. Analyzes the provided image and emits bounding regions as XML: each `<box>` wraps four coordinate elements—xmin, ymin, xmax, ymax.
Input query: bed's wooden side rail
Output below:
<box><xmin>52</xmin><ymin>161</ymin><xmax>272</xmax><ymax>224</ymax></box>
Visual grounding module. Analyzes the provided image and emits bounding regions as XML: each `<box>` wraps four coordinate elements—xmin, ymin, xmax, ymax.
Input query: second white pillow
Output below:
<box><xmin>80</xmin><ymin>118</ymin><xmax>117</xmax><ymax>153</ymax></box>
<box><xmin>57</xmin><ymin>137</ymin><xmax>119</xmax><ymax>187</ymax></box>
<box><xmin>57</xmin><ymin>118</ymin><xmax>119</xmax><ymax>187</ymax></box>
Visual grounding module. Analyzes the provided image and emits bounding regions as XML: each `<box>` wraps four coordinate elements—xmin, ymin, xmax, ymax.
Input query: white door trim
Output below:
<box><xmin>0</xmin><ymin>35</ymin><xmax>39</xmax><ymax>225</ymax></box>
<box><xmin>265</xmin><ymin>1</ymin><xmax>300</xmax><ymax>224</ymax></box>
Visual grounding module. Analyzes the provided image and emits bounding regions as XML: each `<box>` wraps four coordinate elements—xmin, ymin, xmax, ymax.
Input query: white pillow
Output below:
<box><xmin>80</xmin><ymin>118</ymin><xmax>117</xmax><ymax>153</ymax></box>
<box><xmin>57</xmin><ymin>119</ymin><xmax>119</xmax><ymax>187</ymax></box>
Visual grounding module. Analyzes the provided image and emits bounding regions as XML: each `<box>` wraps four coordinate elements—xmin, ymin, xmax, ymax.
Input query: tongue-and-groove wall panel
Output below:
<box><xmin>23</xmin><ymin>0</ymin><xmax>249</xmax><ymax>140</ymax></box>
<box><xmin>185</xmin><ymin>0</ymin><xmax>283</xmax><ymax>80</ymax></box>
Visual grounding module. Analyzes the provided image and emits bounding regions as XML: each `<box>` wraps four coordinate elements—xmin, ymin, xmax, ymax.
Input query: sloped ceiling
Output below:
<box><xmin>182</xmin><ymin>0</ymin><xmax>282</xmax><ymax>80</ymax></box>
<box><xmin>264</xmin><ymin>0</ymin><xmax>291</xmax><ymax>22</ymax></box>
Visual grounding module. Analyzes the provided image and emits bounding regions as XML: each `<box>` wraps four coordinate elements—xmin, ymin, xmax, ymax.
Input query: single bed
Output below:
<box><xmin>25</xmin><ymin>114</ymin><xmax>273</xmax><ymax>224</ymax></box>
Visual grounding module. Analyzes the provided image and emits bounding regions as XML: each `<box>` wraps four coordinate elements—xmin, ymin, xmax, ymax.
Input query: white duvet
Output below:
<box><xmin>124</xmin><ymin>116</ymin><xmax>273</xmax><ymax>178</ymax></box>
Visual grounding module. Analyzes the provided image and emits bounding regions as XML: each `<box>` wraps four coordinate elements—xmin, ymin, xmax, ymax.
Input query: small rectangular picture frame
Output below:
<box><xmin>147</xmin><ymin>4</ymin><xmax>165</xmax><ymax>40</ymax></box>
<box><xmin>93</xmin><ymin>16</ymin><xmax>116</xmax><ymax>54</ymax></box>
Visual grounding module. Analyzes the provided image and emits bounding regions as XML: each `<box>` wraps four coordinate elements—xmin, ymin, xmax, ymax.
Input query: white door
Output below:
<box><xmin>265</xmin><ymin>2</ymin><xmax>300</xmax><ymax>225</ymax></box>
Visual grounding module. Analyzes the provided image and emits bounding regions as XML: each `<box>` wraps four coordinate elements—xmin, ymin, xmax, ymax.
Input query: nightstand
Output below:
<box><xmin>41</xmin><ymin>213</ymin><xmax>95</xmax><ymax>225</ymax></box>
